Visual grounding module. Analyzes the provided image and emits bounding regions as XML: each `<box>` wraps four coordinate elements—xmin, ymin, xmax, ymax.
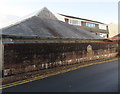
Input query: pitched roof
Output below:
<box><xmin>114</xmin><ymin>33</ymin><xmax>120</xmax><ymax>37</ymax></box>
<box><xmin>0</xmin><ymin>7</ymin><xmax>104</xmax><ymax>39</ymax></box>
<box><xmin>108</xmin><ymin>33</ymin><xmax>120</xmax><ymax>41</ymax></box>
<box><xmin>36</xmin><ymin>7</ymin><xmax>58</xmax><ymax>20</ymax></box>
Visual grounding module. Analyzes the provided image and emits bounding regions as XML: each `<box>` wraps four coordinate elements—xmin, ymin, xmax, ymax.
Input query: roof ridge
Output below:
<box><xmin>36</xmin><ymin>7</ymin><xmax>58</xmax><ymax>20</ymax></box>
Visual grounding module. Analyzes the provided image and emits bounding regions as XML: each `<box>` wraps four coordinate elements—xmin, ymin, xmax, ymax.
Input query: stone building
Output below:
<box><xmin>0</xmin><ymin>7</ymin><xmax>118</xmax><ymax>83</ymax></box>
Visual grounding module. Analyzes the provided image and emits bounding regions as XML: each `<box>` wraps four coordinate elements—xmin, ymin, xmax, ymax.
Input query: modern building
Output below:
<box><xmin>55</xmin><ymin>14</ymin><xmax>109</xmax><ymax>38</ymax></box>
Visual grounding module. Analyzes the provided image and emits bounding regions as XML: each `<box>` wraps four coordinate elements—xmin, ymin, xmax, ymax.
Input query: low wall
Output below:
<box><xmin>3</xmin><ymin>42</ymin><xmax>118</xmax><ymax>77</ymax></box>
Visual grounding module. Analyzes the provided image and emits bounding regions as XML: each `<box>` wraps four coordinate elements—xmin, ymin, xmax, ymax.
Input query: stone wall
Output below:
<box><xmin>3</xmin><ymin>42</ymin><xmax>118</xmax><ymax>77</ymax></box>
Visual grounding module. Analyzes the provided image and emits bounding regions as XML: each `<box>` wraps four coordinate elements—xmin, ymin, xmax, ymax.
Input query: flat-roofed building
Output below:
<box><xmin>55</xmin><ymin>14</ymin><xmax>109</xmax><ymax>39</ymax></box>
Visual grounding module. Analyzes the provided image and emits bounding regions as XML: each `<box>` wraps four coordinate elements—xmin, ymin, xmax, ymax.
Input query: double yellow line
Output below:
<box><xmin>0</xmin><ymin>58</ymin><xmax>118</xmax><ymax>89</ymax></box>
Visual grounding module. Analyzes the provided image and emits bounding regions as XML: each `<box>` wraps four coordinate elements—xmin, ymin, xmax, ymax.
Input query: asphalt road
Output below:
<box><xmin>3</xmin><ymin>60</ymin><xmax>119</xmax><ymax>92</ymax></box>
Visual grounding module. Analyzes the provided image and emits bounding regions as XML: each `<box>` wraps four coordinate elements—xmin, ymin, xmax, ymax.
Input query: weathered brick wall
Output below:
<box><xmin>3</xmin><ymin>42</ymin><xmax>118</xmax><ymax>76</ymax></box>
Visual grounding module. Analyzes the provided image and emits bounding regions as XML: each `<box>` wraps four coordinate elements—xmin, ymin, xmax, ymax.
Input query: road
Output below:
<box><xmin>3</xmin><ymin>60</ymin><xmax>118</xmax><ymax>92</ymax></box>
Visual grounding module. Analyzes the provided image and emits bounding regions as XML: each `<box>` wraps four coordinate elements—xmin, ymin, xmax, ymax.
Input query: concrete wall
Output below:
<box><xmin>108</xmin><ymin>24</ymin><xmax>118</xmax><ymax>38</ymax></box>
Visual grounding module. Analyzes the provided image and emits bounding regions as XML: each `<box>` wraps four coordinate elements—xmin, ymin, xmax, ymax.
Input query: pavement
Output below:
<box><xmin>2</xmin><ymin>60</ymin><xmax>119</xmax><ymax>92</ymax></box>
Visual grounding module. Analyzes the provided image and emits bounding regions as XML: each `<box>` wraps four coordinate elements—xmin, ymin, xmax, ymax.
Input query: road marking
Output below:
<box><xmin>1</xmin><ymin>58</ymin><xmax>118</xmax><ymax>89</ymax></box>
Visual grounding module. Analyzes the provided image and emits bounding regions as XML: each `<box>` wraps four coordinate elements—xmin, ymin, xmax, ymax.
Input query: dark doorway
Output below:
<box><xmin>65</xmin><ymin>18</ymin><xmax>69</xmax><ymax>23</ymax></box>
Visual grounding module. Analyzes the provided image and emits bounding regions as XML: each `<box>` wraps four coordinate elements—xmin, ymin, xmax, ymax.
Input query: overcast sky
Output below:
<box><xmin>0</xmin><ymin>0</ymin><xmax>119</xmax><ymax>28</ymax></box>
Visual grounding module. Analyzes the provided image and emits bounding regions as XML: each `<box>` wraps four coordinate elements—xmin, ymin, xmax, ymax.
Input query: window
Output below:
<box><xmin>98</xmin><ymin>33</ymin><xmax>107</xmax><ymax>38</ymax></box>
<box><xmin>86</xmin><ymin>23</ymin><xmax>95</xmax><ymax>27</ymax></box>
<box><xmin>99</xmin><ymin>24</ymin><xmax>107</xmax><ymax>30</ymax></box>
<box><xmin>70</xmin><ymin>20</ymin><xmax>81</xmax><ymax>26</ymax></box>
